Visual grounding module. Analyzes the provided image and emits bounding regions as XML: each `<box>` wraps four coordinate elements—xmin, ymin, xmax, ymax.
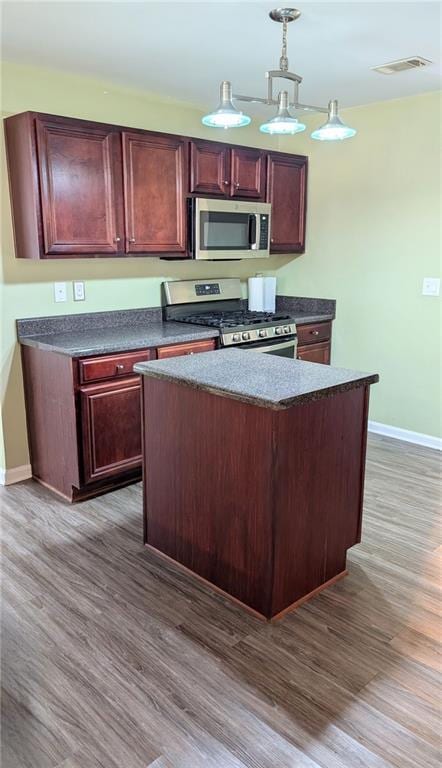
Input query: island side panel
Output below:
<box><xmin>142</xmin><ymin>377</ymin><xmax>275</xmax><ymax>616</ymax></box>
<box><xmin>271</xmin><ymin>386</ymin><xmax>369</xmax><ymax>617</ymax></box>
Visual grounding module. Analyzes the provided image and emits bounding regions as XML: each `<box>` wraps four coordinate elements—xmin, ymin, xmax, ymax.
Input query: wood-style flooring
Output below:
<box><xmin>1</xmin><ymin>434</ymin><xmax>441</xmax><ymax>767</ymax></box>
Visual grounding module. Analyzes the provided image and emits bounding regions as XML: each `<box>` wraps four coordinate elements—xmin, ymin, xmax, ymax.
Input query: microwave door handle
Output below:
<box><xmin>248</xmin><ymin>214</ymin><xmax>258</xmax><ymax>250</ymax></box>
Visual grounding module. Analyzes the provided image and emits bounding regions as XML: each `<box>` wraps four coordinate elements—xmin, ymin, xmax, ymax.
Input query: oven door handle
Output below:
<box><xmin>250</xmin><ymin>339</ymin><xmax>296</xmax><ymax>354</ymax></box>
<box><xmin>248</xmin><ymin>214</ymin><xmax>259</xmax><ymax>250</ymax></box>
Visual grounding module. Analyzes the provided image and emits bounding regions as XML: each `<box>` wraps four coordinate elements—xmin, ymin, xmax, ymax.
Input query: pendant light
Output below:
<box><xmin>259</xmin><ymin>91</ymin><xmax>306</xmax><ymax>135</ymax></box>
<box><xmin>202</xmin><ymin>81</ymin><xmax>251</xmax><ymax>129</ymax></box>
<box><xmin>202</xmin><ymin>8</ymin><xmax>357</xmax><ymax>142</ymax></box>
<box><xmin>311</xmin><ymin>100</ymin><xmax>356</xmax><ymax>141</ymax></box>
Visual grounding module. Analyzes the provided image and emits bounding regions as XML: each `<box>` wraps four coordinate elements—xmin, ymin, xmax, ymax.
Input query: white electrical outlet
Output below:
<box><xmin>422</xmin><ymin>277</ymin><xmax>440</xmax><ymax>296</ymax></box>
<box><xmin>54</xmin><ymin>282</ymin><xmax>67</xmax><ymax>302</ymax></box>
<box><xmin>73</xmin><ymin>281</ymin><xmax>85</xmax><ymax>301</ymax></box>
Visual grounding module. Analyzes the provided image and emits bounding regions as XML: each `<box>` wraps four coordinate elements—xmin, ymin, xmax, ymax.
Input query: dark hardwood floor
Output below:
<box><xmin>1</xmin><ymin>434</ymin><xmax>440</xmax><ymax>767</ymax></box>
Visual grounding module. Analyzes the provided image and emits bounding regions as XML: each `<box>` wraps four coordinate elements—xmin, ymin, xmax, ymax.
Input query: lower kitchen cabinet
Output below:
<box><xmin>20</xmin><ymin>337</ymin><xmax>218</xmax><ymax>501</ymax></box>
<box><xmin>80</xmin><ymin>377</ymin><xmax>143</xmax><ymax>484</ymax></box>
<box><xmin>297</xmin><ymin>341</ymin><xmax>330</xmax><ymax>364</ymax></box>
<box><xmin>297</xmin><ymin>321</ymin><xmax>332</xmax><ymax>364</ymax></box>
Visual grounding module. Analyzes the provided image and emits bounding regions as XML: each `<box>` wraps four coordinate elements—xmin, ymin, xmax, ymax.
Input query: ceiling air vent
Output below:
<box><xmin>372</xmin><ymin>57</ymin><xmax>432</xmax><ymax>75</ymax></box>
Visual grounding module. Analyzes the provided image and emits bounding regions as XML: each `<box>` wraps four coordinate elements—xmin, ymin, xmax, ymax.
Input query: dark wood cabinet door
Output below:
<box><xmin>266</xmin><ymin>153</ymin><xmax>307</xmax><ymax>253</ymax></box>
<box><xmin>123</xmin><ymin>132</ymin><xmax>187</xmax><ymax>255</ymax></box>
<box><xmin>230</xmin><ymin>147</ymin><xmax>265</xmax><ymax>199</ymax></box>
<box><xmin>297</xmin><ymin>342</ymin><xmax>330</xmax><ymax>364</ymax></box>
<box><xmin>80</xmin><ymin>377</ymin><xmax>142</xmax><ymax>484</ymax></box>
<box><xmin>189</xmin><ymin>140</ymin><xmax>229</xmax><ymax>196</ymax></box>
<box><xmin>35</xmin><ymin>117</ymin><xmax>124</xmax><ymax>256</ymax></box>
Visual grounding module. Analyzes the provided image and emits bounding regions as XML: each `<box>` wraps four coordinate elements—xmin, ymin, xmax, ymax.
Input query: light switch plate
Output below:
<box><xmin>54</xmin><ymin>282</ymin><xmax>67</xmax><ymax>302</ymax></box>
<box><xmin>73</xmin><ymin>281</ymin><xmax>85</xmax><ymax>301</ymax></box>
<box><xmin>422</xmin><ymin>277</ymin><xmax>440</xmax><ymax>296</ymax></box>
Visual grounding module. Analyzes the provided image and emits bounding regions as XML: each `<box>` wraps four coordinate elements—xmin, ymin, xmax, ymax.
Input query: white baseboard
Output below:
<box><xmin>368</xmin><ymin>421</ymin><xmax>442</xmax><ymax>451</ymax></box>
<box><xmin>0</xmin><ymin>464</ymin><xmax>32</xmax><ymax>486</ymax></box>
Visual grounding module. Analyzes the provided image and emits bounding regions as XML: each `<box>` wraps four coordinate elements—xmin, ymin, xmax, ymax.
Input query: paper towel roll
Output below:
<box><xmin>263</xmin><ymin>276</ymin><xmax>276</xmax><ymax>313</ymax></box>
<box><xmin>248</xmin><ymin>276</ymin><xmax>264</xmax><ymax>311</ymax></box>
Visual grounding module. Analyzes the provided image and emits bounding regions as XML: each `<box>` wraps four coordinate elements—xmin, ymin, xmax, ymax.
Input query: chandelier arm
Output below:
<box><xmin>232</xmin><ymin>93</ymin><xmax>276</xmax><ymax>105</ymax></box>
<box><xmin>294</xmin><ymin>101</ymin><xmax>329</xmax><ymax>114</ymax></box>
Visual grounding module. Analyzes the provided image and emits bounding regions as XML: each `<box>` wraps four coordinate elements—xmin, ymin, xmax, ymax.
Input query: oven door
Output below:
<box><xmin>238</xmin><ymin>336</ymin><xmax>297</xmax><ymax>358</ymax></box>
<box><xmin>192</xmin><ymin>198</ymin><xmax>270</xmax><ymax>260</ymax></box>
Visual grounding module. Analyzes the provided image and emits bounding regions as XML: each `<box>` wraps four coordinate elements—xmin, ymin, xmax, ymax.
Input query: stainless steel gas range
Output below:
<box><xmin>162</xmin><ymin>278</ymin><xmax>297</xmax><ymax>358</ymax></box>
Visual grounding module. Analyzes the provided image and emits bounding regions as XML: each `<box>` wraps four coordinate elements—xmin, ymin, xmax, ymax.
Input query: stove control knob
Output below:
<box><xmin>259</xmin><ymin>329</ymin><xmax>267</xmax><ymax>338</ymax></box>
<box><xmin>284</xmin><ymin>325</ymin><xmax>291</xmax><ymax>333</ymax></box>
<box><xmin>242</xmin><ymin>332</ymin><xmax>251</xmax><ymax>341</ymax></box>
<box><xmin>275</xmin><ymin>327</ymin><xmax>283</xmax><ymax>335</ymax></box>
<box><xmin>232</xmin><ymin>333</ymin><xmax>241</xmax><ymax>342</ymax></box>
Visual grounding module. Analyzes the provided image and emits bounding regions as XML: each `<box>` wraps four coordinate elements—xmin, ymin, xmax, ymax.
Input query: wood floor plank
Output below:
<box><xmin>1</xmin><ymin>433</ymin><xmax>441</xmax><ymax>768</ymax></box>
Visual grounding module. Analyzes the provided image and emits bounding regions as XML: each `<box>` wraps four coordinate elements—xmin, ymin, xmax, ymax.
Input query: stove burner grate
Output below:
<box><xmin>175</xmin><ymin>310</ymin><xmax>292</xmax><ymax>329</ymax></box>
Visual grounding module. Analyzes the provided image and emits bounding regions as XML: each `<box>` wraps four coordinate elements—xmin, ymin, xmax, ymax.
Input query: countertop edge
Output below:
<box><xmin>134</xmin><ymin>363</ymin><xmax>379</xmax><ymax>410</ymax></box>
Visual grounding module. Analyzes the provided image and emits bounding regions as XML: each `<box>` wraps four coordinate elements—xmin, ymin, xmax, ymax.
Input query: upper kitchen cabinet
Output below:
<box><xmin>189</xmin><ymin>140</ymin><xmax>265</xmax><ymax>199</ymax></box>
<box><xmin>5</xmin><ymin>110</ymin><xmax>307</xmax><ymax>259</ymax></box>
<box><xmin>5</xmin><ymin>113</ymin><xmax>125</xmax><ymax>259</ymax></box>
<box><xmin>230</xmin><ymin>147</ymin><xmax>265</xmax><ymax>199</ymax></box>
<box><xmin>266</xmin><ymin>153</ymin><xmax>307</xmax><ymax>253</ymax></box>
<box><xmin>122</xmin><ymin>131</ymin><xmax>188</xmax><ymax>255</ymax></box>
<box><xmin>189</xmin><ymin>139</ymin><xmax>229</xmax><ymax>196</ymax></box>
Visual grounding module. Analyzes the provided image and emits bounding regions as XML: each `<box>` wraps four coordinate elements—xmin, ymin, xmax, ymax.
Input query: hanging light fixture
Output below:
<box><xmin>202</xmin><ymin>81</ymin><xmax>251</xmax><ymax>129</ymax></box>
<box><xmin>259</xmin><ymin>91</ymin><xmax>306</xmax><ymax>134</ymax></box>
<box><xmin>311</xmin><ymin>99</ymin><xmax>357</xmax><ymax>141</ymax></box>
<box><xmin>202</xmin><ymin>8</ymin><xmax>357</xmax><ymax>142</ymax></box>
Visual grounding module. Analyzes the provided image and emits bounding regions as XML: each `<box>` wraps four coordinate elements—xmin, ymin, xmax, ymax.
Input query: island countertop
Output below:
<box><xmin>134</xmin><ymin>348</ymin><xmax>379</xmax><ymax>410</ymax></box>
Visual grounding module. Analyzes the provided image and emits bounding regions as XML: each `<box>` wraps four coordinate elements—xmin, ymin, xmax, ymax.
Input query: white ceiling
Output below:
<box><xmin>2</xmin><ymin>1</ymin><xmax>441</xmax><ymax>113</ymax></box>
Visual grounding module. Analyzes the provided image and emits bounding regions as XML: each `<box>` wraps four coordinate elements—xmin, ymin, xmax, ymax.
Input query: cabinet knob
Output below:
<box><xmin>116</xmin><ymin>364</ymin><xmax>124</xmax><ymax>371</ymax></box>
<box><xmin>235</xmin><ymin>182</ymin><xmax>240</xmax><ymax>189</ymax></box>
<box><xmin>129</xmin><ymin>238</ymin><xmax>136</xmax><ymax>243</ymax></box>
<box><xmin>114</xmin><ymin>236</ymin><xmax>121</xmax><ymax>242</ymax></box>
<box><xmin>311</xmin><ymin>330</ymin><xmax>320</xmax><ymax>336</ymax></box>
<box><xmin>224</xmin><ymin>180</ymin><xmax>229</xmax><ymax>186</ymax></box>
<box><xmin>271</xmin><ymin>238</ymin><xmax>275</xmax><ymax>243</ymax></box>
<box><xmin>186</xmin><ymin>351</ymin><xmax>194</xmax><ymax>355</ymax></box>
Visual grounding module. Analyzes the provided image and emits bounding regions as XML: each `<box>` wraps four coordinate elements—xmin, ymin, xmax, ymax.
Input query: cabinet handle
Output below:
<box><xmin>271</xmin><ymin>238</ymin><xmax>275</xmax><ymax>243</ymax></box>
<box><xmin>186</xmin><ymin>351</ymin><xmax>194</xmax><ymax>355</ymax></box>
<box><xmin>223</xmin><ymin>180</ymin><xmax>229</xmax><ymax>186</ymax></box>
<box><xmin>116</xmin><ymin>364</ymin><xmax>125</xmax><ymax>371</ymax></box>
<box><xmin>235</xmin><ymin>182</ymin><xmax>240</xmax><ymax>189</ymax></box>
<box><xmin>114</xmin><ymin>236</ymin><xmax>121</xmax><ymax>242</ymax></box>
<box><xmin>129</xmin><ymin>238</ymin><xmax>136</xmax><ymax>243</ymax></box>
<box><xmin>311</xmin><ymin>330</ymin><xmax>320</xmax><ymax>336</ymax></box>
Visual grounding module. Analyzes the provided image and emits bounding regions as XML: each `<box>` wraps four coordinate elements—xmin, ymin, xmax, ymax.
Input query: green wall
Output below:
<box><xmin>1</xmin><ymin>61</ymin><xmax>440</xmax><ymax>473</ymax></box>
<box><xmin>277</xmin><ymin>91</ymin><xmax>441</xmax><ymax>439</ymax></box>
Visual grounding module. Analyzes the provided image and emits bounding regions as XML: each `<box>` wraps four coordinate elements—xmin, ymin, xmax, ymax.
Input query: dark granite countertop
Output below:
<box><xmin>16</xmin><ymin>299</ymin><xmax>336</xmax><ymax>358</ymax></box>
<box><xmin>18</xmin><ymin>322</ymin><xmax>219</xmax><ymax>357</ymax></box>
<box><xmin>134</xmin><ymin>349</ymin><xmax>378</xmax><ymax>410</ymax></box>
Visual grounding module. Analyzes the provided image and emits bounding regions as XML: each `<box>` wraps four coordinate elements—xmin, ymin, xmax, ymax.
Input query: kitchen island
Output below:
<box><xmin>135</xmin><ymin>350</ymin><xmax>378</xmax><ymax>620</ymax></box>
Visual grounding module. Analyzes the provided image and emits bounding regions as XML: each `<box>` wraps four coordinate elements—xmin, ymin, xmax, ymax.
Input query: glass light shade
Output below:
<box><xmin>311</xmin><ymin>100</ymin><xmax>356</xmax><ymax>141</ymax></box>
<box><xmin>202</xmin><ymin>81</ymin><xmax>251</xmax><ymax>129</ymax></box>
<box><xmin>259</xmin><ymin>91</ymin><xmax>306</xmax><ymax>135</ymax></box>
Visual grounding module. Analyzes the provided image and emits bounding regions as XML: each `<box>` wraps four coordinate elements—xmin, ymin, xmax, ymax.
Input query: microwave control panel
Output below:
<box><xmin>259</xmin><ymin>215</ymin><xmax>270</xmax><ymax>249</ymax></box>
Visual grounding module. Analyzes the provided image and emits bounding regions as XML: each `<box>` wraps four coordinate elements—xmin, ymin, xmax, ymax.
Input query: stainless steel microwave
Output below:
<box><xmin>188</xmin><ymin>198</ymin><xmax>271</xmax><ymax>260</ymax></box>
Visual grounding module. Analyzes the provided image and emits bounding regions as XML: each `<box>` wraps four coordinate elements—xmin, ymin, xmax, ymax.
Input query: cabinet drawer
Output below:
<box><xmin>296</xmin><ymin>321</ymin><xmax>331</xmax><ymax>346</ymax></box>
<box><xmin>156</xmin><ymin>339</ymin><xmax>216</xmax><ymax>359</ymax></box>
<box><xmin>79</xmin><ymin>349</ymin><xmax>153</xmax><ymax>384</ymax></box>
